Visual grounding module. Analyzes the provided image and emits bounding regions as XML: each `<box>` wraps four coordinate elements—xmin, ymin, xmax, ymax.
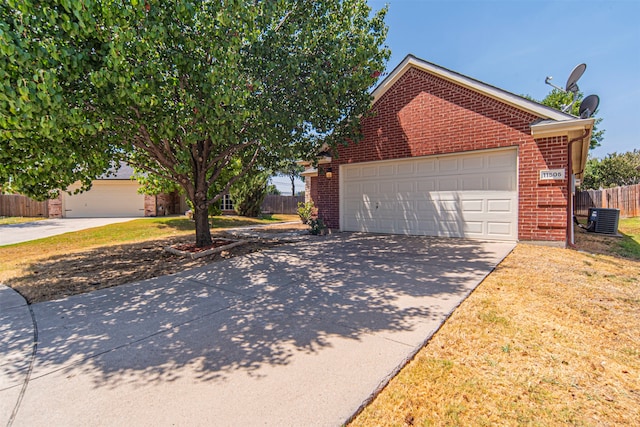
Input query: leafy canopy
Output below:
<box><xmin>1</xmin><ymin>0</ymin><xmax>389</xmax><ymax>246</ymax></box>
<box><xmin>581</xmin><ymin>150</ymin><xmax>640</xmax><ymax>190</ymax></box>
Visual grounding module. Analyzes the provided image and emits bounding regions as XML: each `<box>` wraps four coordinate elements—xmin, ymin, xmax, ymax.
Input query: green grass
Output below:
<box><xmin>0</xmin><ymin>216</ymin><xmax>48</xmax><ymax>225</ymax></box>
<box><xmin>0</xmin><ymin>214</ymin><xmax>299</xmax><ymax>282</ymax></box>
<box><xmin>616</xmin><ymin>217</ymin><xmax>640</xmax><ymax>258</ymax></box>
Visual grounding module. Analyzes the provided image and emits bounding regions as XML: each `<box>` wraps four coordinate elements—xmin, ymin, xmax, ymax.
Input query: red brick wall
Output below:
<box><xmin>310</xmin><ymin>67</ymin><xmax>571</xmax><ymax>243</ymax></box>
<box><xmin>144</xmin><ymin>195</ymin><xmax>157</xmax><ymax>217</ymax></box>
<box><xmin>144</xmin><ymin>191</ymin><xmax>186</xmax><ymax>216</ymax></box>
<box><xmin>47</xmin><ymin>195</ymin><xmax>63</xmax><ymax>218</ymax></box>
<box><xmin>519</xmin><ymin>135</ymin><xmax>569</xmax><ymax>242</ymax></box>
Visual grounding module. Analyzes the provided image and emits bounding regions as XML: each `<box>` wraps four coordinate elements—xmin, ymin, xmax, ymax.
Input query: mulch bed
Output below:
<box><xmin>172</xmin><ymin>239</ymin><xmax>237</xmax><ymax>253</ymax></box>
<box><xmin>10</xmin><ymin>226</ymin><xmax>308</xmax><ymax>304</ymax></box>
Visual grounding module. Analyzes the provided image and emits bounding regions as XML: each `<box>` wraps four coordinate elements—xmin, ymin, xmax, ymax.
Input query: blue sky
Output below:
<box><xmin>274</xmin><ymin>0</ymin><xmax>639</xmax><ymax>194</ymax></box>
<box><xmin>368</xmin><ymin>0</ymin><xmax>639</xmax><ymax>159</ymax></box>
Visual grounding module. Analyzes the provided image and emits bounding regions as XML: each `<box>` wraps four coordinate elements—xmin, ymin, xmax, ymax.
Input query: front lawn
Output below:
<box><xmin>0</xmin><ymin>214</ymin><xmax>301</xmax><ymax>302</ymax></box>
<box><xmin>350</xmin><ymin>217</ymin><xmax>640</xmax><ymax>426</ymax></box>
<box><xmin>0</xmin><ymin>216</ymin><xmax>48</xmax><ymax>225</ymax></box>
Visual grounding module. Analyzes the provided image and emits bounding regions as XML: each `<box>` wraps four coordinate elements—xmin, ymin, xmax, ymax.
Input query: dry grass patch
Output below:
<box><xmin>0</xmin><ymin>216</ymin><xmax>48</xmax><ymax>225</ymax></box>
<box><xmin>351</xmin><ymin>223</ymin><xmax>640</xmax><ymax>426</ymax></box>
<box><xmin>0</xmin><ymin>214</ymin><xmax>303</xmax><ymax>303</ymax></box>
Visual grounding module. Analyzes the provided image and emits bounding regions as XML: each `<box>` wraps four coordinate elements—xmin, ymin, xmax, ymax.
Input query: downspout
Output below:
<box><xmin>567</xmin><ymin>129</ymin><xmax>590</xmax><ymax>247</ymax></box>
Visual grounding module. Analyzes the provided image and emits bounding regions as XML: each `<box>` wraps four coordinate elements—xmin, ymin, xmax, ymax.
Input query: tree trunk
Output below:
<box><xmin>194</xmin><ymin>202</ymin><xmax>213</xmax><ymax>247</ymax></box>
<box><xmin>290</xmin><ymin>174</ymin><xmax>295</xmax><ymax>197</ymax></box>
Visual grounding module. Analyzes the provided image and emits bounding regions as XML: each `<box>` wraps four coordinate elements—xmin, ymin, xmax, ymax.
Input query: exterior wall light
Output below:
<box><xmin>325</xmin><ymin>167</ymin><xmax>333</xmax><ymax>179</ymax></box>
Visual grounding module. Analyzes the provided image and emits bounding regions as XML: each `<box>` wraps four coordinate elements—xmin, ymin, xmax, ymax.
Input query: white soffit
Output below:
<box><xmin>372</xmin><ymin>54</ymin><xmax>576</xmax><ymax>122</ymax></box>
<box><xmin>529</xmin><ymin>118</ymin><xmax>595</xmax><ymax>138</ymax></box>
<box><xmin>301</xmin><ymin>167</ymin><xmax>318</xmax><ymax>177</ymax></box>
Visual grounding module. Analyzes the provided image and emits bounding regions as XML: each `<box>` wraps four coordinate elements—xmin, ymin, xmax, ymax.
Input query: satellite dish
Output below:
<box><xmin>579</xmin><ymin>94</ymin><xmax>600</xmax><ymax>119</ymax></box>
<box><xmin>544</xmin><ymin>63</ymin><xmax>587</xmax><ymax>112</ymax></box>
<box><xmin>565</xmin><ymin>63</ymin><xmax>586</xmax><ymax>93</ymax></box>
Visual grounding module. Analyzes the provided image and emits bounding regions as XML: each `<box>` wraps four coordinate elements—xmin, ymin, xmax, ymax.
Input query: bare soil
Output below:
<box><xmin>11</xmin><ymin>223</ymin><xmax>308</xmax><ymax>304</ymax></box>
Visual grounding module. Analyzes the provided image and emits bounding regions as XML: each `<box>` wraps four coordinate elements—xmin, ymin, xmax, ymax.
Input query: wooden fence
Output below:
<box><xmin>0</xmin><ymin>194</ymin><xmax>49</xmax><ymax>217</ymax></box>
<box><xmin>261</xmin><ymin>195</ymin><xmax>305</xmax><ymax>214</ymax></box>
<box><xmin>575</xmin><ymin>184</ymin><xmax>640</xmax><ymax>218</ymax></box>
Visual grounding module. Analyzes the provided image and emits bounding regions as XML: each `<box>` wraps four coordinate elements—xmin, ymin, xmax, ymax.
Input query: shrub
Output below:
<box><xmin>297</xmin><ymin>201</ymin><xmax>317</xmax><ymax>225</ymax></box>
<box><xmin>308</xmin><ymin>218</ymin><xmax>327</xmax><ymax>235</ymax></box>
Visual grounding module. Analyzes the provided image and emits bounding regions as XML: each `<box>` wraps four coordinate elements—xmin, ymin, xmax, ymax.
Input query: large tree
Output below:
<box><xmin>581</xmin><ymin>150</ymin><xmax>640</xmax><ymax>190</ymax></box>
<box><xmin>1</xmin><ymin>0</ymin><xmax>389</xmax><ymax>246</ymax></box>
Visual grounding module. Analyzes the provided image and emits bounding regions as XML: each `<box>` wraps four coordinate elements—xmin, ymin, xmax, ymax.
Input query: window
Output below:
<box><xmin>221</xmin><ymin>194</ymin><xmax>234</xmax><ymax>211</ymax></box>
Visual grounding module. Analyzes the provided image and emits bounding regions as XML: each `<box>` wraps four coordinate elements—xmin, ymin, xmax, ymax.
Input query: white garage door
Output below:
<box><xmin>341</xmin><ymin>149</ymin><xmax>518</xmax><ymax>241</ymax></box>
<box><xmin>64</xmin><ymin>181</ymin><xmax>145</xmax><ymax>218</ymax></box>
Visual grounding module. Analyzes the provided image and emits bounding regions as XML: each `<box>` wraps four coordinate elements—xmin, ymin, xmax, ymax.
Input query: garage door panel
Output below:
<box><xmin>344</xmin><ymin>182</ymin><xmax>363</xmax><ymax>197</ymax></box>
<box><xmin>462</xmin><ymin>156</ymin><xmax>484</xmax><ymax>171</ymax></box>
<box><xmin>461</xmin><ymin>199</ymin><xmax>484</xmax><ymax>212</ymax></box>
<box><xmin>341</xmin><ymin>149</ymin><xmax>517</xmax><ymax>241</ymax></box>
<box><xmin>464</xmin><ymin>221</ymin><xmax>484</xmax><ymax>235</ymax></box>
<box><xmin>378</xmin><ymin>165</ymin><xmax>395</xmax><ymax>176</ymax></box>
<box><xmin>438</xmin><ymin>199</ymin><xmax>460</xmax><ymax>212</ymax></box>
<box><xmin>396</xmin><ymin>162</ymin><xmax>415</xmax><ymax>176</ymax></box>
<box><xmin>416</xmin><ymin>160</ymin><xmax>436</xmax><ymax>175</ymax></box>
<box><xmin>362</xmin><ymin>182</ymin><xmax>377</xmax><ymax>194</ymax></box>
<box><xmin>362</xmin><ymin>166</ymin><xmax>377</xmax><ymax>178</ymax></box>
<box><xmin>487</xmin><ymin>172</ymin><xmax>516</xmax><ymax>191</ymax></box>
<box><xmin>487</xmin><ymin>198</ymin><xmax>514</xmax><ymax>213</ymax></box>
<box><xmin>461</xmin><ymin>176</ymin><xmax>485</xmax><ymax>191</ymax></box>
<box><xmin>438</xmin><ymin>158</ymin><xmax>458</xmax><ymax>172</ymax></box>
<box><xmin>64</xmin><ymin>181</ymin><xmax>144</xmax><ymax>218</ymax></box>
<box><xmin>488</xmin><ymin>151</ymin><xmax>516</xmax><ymax>169</ymax></box>
<box><xmin>438</xmin><ymin>178</ymin><xmax>458</xmax><ymax>191</ymax></box>
<box><xmin>345</xmin><ymin>168</ymin><xmax>362</xmax><ymax>179</ymax></box>
<box><xmin>417</xmin><ymin>180</ymin><xmax>437</xmax><ymax>192</ymax></box>
<box><xmin>487</xmin><ymin>222</ymin><xmax>514</xmax><ymax>237</ymax></box>
<box><xmin>397</xmin><ymin>181</ymin><xmax>415</xmax><ymax>193</ymax></box>
<box><xmin>415</xmin><ymin>200</ymin><xmax>438</xmax><ymax>213</ymax></box>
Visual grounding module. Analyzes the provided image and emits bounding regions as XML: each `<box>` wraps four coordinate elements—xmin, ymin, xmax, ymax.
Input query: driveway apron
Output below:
<box><xmin>0</xmin><ymin>233</ymin><xmax>515</xmax><ymax>426</ymax></box>
<box><xmin>0</xmin><ymin>218</ymin><xmax>140</xmax><ymax>246</ymax></box>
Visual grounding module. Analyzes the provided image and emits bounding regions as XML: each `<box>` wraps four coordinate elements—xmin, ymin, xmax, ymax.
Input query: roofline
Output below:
<box><xmin>529</xmin><ymin>118</ymin><xmax>595</xmax><ymax>138</ymax></box>
<box><xmin>372</xmin><ymin>54</ymin><xmax>576</xmax><ymax>121</ymax></box>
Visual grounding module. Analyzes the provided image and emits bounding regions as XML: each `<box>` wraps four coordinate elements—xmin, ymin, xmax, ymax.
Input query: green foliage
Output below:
<box><xmin>616</xmin><ymin>217</ymin><xmax>640</xmax><ymax>260</ymax></box>
<box><xmin>0</xmin><ymin>0</ymin><xmax>389</xmax><ymax>245</ymax></box>
<box><xmin>581</xmin><ymin>150</ymin><xmax>640</xmax><ymax>189</ymax></box>
<box><xmin>230</xmin><ymin>170</ymin><xmax>269</xmax><ymax>217</ymax></box>
<box><xmin>276</xmin><ymin>161</ymin><xmax>305</xmax><ymax>195</ymax></box>
<box><xmin>297</xmin><ymin>201</ymin><xmax>317</xmax><ymax>225</ymax></box>
<box><xmin>539</xmin><ymin>89</ymin><xmax>604</xmax><ymax>150</ymax></box>
<box><xmin>266</xmin><ymin>184</ymin><xmax>281</xmax><ymax>195</ymax></box>
<box><xmin>308</xmin><ymin>217</ymin><xmax>327</xmax><ymax>235</ymax></box>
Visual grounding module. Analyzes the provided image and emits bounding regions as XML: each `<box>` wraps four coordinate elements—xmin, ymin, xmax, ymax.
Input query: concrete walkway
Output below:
<box><xmin>0</xmin><ymin>233</ymin><xmax>515</xmax><ymax>426</ymax></box>
<box><xmin>0</xmin><ymin>218</ymin><xmax>142</xmax><ymax>246</ymax></box>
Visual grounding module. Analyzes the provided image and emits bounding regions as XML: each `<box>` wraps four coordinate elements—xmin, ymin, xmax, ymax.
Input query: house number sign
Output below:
<box><xmin>539</xmin><ymin>169</ymin><xmax>566</xmax><ymax>180</ymax></box>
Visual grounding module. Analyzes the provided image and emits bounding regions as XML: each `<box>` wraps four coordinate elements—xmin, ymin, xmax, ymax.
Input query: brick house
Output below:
<box><xmin>303</xmin><ymin>55</ymin><xmax>594</xmax><ymax>246</ymax></box>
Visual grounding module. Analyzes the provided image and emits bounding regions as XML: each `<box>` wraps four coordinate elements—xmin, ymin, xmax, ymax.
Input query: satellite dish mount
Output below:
<box><xmin>545</xmin><ymin>63</ymin><xmax>586</xmax><ymax>112</ymax></box>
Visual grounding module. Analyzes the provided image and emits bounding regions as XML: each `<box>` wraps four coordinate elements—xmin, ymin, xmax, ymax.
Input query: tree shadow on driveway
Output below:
<box><xmin>2</xmin><ymin>233</ymin><xmax>514</xmax><ymax>392</ymax></box>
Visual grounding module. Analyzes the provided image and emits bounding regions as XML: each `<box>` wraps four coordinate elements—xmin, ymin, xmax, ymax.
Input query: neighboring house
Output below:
<box><xmin>302</xmin><ymin>55</ymin><xmax>594</xmax><ymax>246</ymax></box>
<box><xmin>47</xmin><ymin>163</ymin><xmax>186</xmax><ymax>218</ymax></box>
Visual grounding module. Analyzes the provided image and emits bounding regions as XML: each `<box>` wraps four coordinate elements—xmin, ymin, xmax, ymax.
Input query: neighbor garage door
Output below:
<box><xmin>340</xmin><ymin>148</ymin><xmax>518</xmax><ymax>241</ymax></box>
<box><xmin>64</xmin><ymin>181</ymin><xmax>145</xmax><ymax>218</ymax></box>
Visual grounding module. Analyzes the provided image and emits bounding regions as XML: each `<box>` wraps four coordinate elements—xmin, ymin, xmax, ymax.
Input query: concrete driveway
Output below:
<box><xmin>0</xmin><ymin>218</ymin><xmax>141</xmax><ymax>246</ymax></box>
<box><xmin>1</xmin><ymin>233</ymin><xmax>515</xmax><ymax>426</ymax></box>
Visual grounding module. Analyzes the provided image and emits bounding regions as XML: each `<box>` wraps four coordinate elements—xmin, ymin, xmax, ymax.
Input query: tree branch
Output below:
<box><xmin>206</xmin><ymin>142</ymin><xmax>262</xmax><ymax>206</ymax></box>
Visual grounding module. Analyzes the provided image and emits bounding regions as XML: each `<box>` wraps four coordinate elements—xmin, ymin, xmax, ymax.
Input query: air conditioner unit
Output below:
<box><xmin>587</xmin><ymin>208</ymin><xmax>620</xmax><ymax>235</ymax></box>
